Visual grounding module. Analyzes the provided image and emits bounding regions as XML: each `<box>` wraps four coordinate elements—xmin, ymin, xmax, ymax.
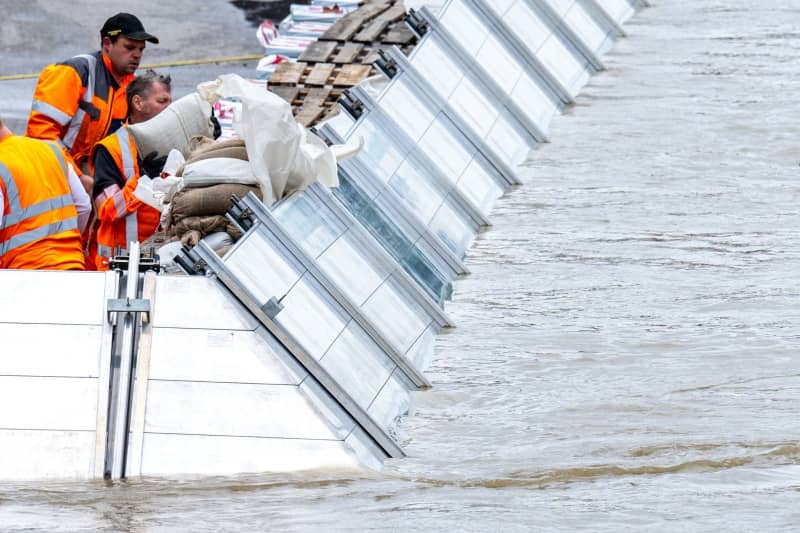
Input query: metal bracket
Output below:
<box><xmin>227</xmin><ymin>195</ymin><xmax>256</xmax><ymax>230</ymax></box>
<box><xmin>260</xmin><ymin>296</ymin><xmax>284</xmax><ymax>319</ymax></box>
<box><xmin>107</xmin><ymin>297</ymin><xmax>151</xmax><ymax>324</ymax></box>
<box><xmin>174</xmin><ymin>245</ymin><xmax>207</xmax><ymax>276</ymax></box>
<box><xmin>339</xmin><ymin>90</ymin><xmax>364</xmax><ymax>120</ymax></box>
<box><xmin>109</xmin><ymin>248</ymin><xmax>161</xmax><ymax>273</ymax></box>
<box><xmin>375</xmin><ymin>49</ymin><xmax>397</xmax><ymax>79</ymax></box>
<box><xmin>405</xmin><ymin>9</ymin><xmax>429</xmax><ymax>38</ymax></box>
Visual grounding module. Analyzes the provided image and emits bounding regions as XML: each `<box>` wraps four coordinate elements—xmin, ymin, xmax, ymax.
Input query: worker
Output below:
<box><xmin>0</xmin><ymin>115</ymin><xmax>91</xmax><ymax>270</ymax></box>
<box><xmin>26</xmin><ymin>12</ymin><xmax>159</xmax><ymax>193</ymax></box>
<box><xmin>89</xmin><ymin>70</ymin><xmax>172</xmax><ymax>270</ymax></box>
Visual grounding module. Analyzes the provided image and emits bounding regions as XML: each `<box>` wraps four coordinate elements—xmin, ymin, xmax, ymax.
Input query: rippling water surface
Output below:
<box><xmin>4</xmin><ymin>1</ymin><xmax>800</xmax><ymax>530</ymax></box>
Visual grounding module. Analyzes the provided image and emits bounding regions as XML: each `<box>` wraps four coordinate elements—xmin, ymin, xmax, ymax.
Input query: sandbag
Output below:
<box><xmin>175</xmin><ymin>138</ymin><xmax>249</xmax><ymax>176</ymax></box>
<box><xmin>180</xmin><ymin>230</ymin><xmax>203</xmax><ymax>247</ymax></box>
<box><xmin>128</xmin><ymin>93</ymin><xmax>215</xmax><ymax>159</ymax></box>
<box><xmin>201</xmin><ymin>231</ymin><xmax>234</xmax><ymax>251</ymax></box>
<box><xmin>169</xmin><ymin>184</ymin><xmax>262</xmax><ymax>225</ymax></box>
<box><xmin>180</xmin><ymin>158</ymin><xmax>258</xmax><ymax>189</ymax></box>
<box><xmin>186</xmin><ymin>139</ymin><xmax>249</xmax><ymax>165</ymax></box>
<box><xmin>168</xmin><ymin>215</ymin><xmax>230</xmax><ymax>237</ymax></box>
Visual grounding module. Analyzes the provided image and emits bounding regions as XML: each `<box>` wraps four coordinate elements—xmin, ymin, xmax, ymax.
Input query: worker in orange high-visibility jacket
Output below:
<box><xmin>26</xmin><ymin>13</ymin><xmax>159</xmax><ymax>194</ymax></box>
<box><xmin>0</xmin><ymin>115</ymin><xmax>91</xmax><ymax>270</ymax></box>
<box><xmin>89</xmin><ymin>70</ymin><xmax>172</xmax><ymax>271</ymax></box>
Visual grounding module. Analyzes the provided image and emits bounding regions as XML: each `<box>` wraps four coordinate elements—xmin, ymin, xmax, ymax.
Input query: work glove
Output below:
<box><xmin>141</xmin><ymin>151</ymin><xmax>168</xmax><ymax>178</ymax></box>
<box><xmin>132</xmin><ymin>175</ymin><xmax>162</xmax><ymax>211</ymax></box>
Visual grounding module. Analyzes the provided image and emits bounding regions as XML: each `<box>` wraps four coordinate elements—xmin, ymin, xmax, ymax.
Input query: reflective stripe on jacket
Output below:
<box><xmin>91</xmin><ymin>128</ymin><xmax>161</xmax><ymax>271</ymax></box>
<box><xmin>26</xmin><ymin>52</ymin><xmax>132</xmax><ymax>169</ymax></box>
<box><xmin>0</xmin><ymin>136</ymin><xmax>85</xmax><ymax>270</ymax></box>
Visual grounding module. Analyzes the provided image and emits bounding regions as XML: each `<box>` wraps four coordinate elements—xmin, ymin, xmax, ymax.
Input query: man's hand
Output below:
<box><xmin>79</xmin><ymin>173</ymin><xmax>93</xmax><ymax>195</ymax></box>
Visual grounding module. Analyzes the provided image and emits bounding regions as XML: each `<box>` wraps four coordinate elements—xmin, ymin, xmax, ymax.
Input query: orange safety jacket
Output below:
<box><xmin>90</xmin><ymin>127</ymin><xmax>161</xmax><ymax>271</ymax></box>
<box><xmin>0</xmin><ymin>135</ymin><xmax>85</xmax><ymax>270</ymax></box>
<box><xmin>27</xmin><ymin>52</ymin><xmax>133</xmax><ymax>170</ymax></box>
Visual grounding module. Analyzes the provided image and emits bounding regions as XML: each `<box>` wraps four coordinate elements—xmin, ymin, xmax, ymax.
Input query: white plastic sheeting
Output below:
<box><xmin>198</xmin><ymin>74</ymin><xmax>338</xmax><ymax>205</ymax></box>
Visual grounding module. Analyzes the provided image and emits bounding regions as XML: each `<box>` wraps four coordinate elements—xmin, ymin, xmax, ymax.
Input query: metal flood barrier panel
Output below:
<box><xmin>406</xmin><ymin>4</ymin><xmax>562</xmax><ymax>136</ymax></box>
<box><xmin>337</xmin><ymin>85</ymin><xmax>491</xmax><ymax>260</ymax></box>
<box><xmin>271</xmin><ymin>183</ymin><xmax>452</xmax><ymax>372</ymax></box>
<box><xmin>0</xmin><ymin>270</ymin><xmax>116</xmax><ymax>480</ymax></box>
<box><xmin>318</xmin><ymin>122</ymin><xmax>468</xmax><ymax>305</ymax></box>
<box><xmin>125</xmin><ymin>273</ymin><xmax>389</xmax><ymax>476</ymax></box>
<box><xmin>377</xmin><ymin>45</ymin><xmax>542</xmax><ymax>165</ymax></box>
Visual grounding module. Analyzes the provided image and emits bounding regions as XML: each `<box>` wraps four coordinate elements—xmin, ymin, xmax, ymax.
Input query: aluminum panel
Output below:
<box><xmin>0</xmin><ymin>270</ymin><xmax>106</xmax><ymax>324</ymax></box>
<box><xmin>390</xmin><ymin>159</ymin><xmax>451</xmax><ymax>225</ymax></box>
<box><xmin>537</xmin><ymin>33</ymin><xmax>592</xmax><ymax>92</ymax></box>
<box><xmin>363</xmin><ymin>279</ymin><xmax>430</xmax><ymax>354</ymax></box>
<box><xmin>333</xmin><ymin>175</ymin><xmax>455</xmax><ymax>303</ymax></box>
<box><xmin>405</xmin><ymin>324</ymin><xmax>437</xmax><ymax>371</ymax></box>
<box><xmin>0</xmin><ymin>430</ymin><xmax>96</xmax><ymax>480</ymax></box>
<box><xmin>0</xmin><ymin>324</ymin><xmax>102</xmax><ymax>377</ymax></box>
<box><xmin>502</xmin><ymin>0</ymin><xmax>552</xmax><ymax>51</ymax></box>
<box><xmin>143</xmin><ymin>380</ymin><xmax>344</xmax><ymax>440</ymax></box>
<box><xmin>439</xmin><ymin>0</ymin><xmax>489</xmax><ymax>57</ymax></box>
<box><xmin>324</xmin><ymin>109</ymin><xmax>356</xmax><ymax>138</ymax></box>
<box><xmin>147</xmin><ymin>327</ymin><xmax>305</xmax><ymax>385</ymax></box>
<box><xmin>408</xmin><ymin>38</ymin><xmax>463</xmax><ymax>99</ymax></box>
<box><xmin>430</xmin><ymin>199</ymin><xmax>477</xmax><ymax>257</ymax></box>
<box><xmin>356</xmin><ymin>117</ymin><xmax>408</xmax><ymax>179</ymax></box>
<box><xmin>508</xmin><ymin>70</ymin><xmax>560</xmax><ymax>131</ymax></box>
<box><xmin>378</xmin><ymin>81</ymin><xmax>436</xmax><ymax>143</ymax></box>
<box><xmin>137</xmin><ymin>433</ymin><xmax>360</xmax><ymax>476</ymax></box>
<box><xmin>0</xmin><ymin>377</ymin><xmax>97</xmax><ymax>431</ymax></box>
<box><xmin>152</xmin><ymin>275</ymin><xmax>259</xmax><ymax>331</ymax></box>
<box><xmin>298</xmin><ymin>379</ymin><xmax>358</xmax><ymax>440</ymax></box>
<box><xmin>449</xmin><ymin>78</ymin><xmax>510</xmax><ymax>139</ymax></box>
<box><xmin>563</xmin><ymin>1</ymin><xmax>612</xmax><ymax>53</ymax></box>
<box><xmin>320</xmin><ymin>322</ymin><xmax>396</xmax><ymax>409</ymax></box>
<box><xmin>347</xmin><ymin>102</ymin><xmax>486</xmax><ymax>252</ymax></box>
<box><xmin>485</xmin><ymin>115</ymin><xmax>533</xmax><ymax>170</ymax></box>
<box><xmin>274</xmin><ymin>274</ymin><xmax>349</xmax><ymax>360</ymax></box>
<box><xmin>345</xmin><ymin>426</ymin><xmax>387</xmax><ymax>472</ymax></box>
<box><xmin>317</xmin><ymin>234</ymin><xmax>390</xmax><ymax>306</ymax></box>
<box><xmin>271</xmin><ymin>193</ymin><xmax>342</xmax><ymax>258</ymax></box>
<box><xmin>368</xmin><ymin>370</ymin><xmax>413</xmax><ymax>432</ymax></box>
<box><xmin>408</xmin><ymin>31</ymin><xmax>553</xmax><ymax>141</ymax></box>
<box><xmin>226</xmin><ymin>229</ymin><xmax>304</xmax><ymax>304</ymax></box>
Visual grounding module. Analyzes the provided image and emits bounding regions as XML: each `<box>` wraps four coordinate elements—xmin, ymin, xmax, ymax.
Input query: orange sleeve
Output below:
<box><xmin>26</xmin><ymin>64</ymin><xmax>83</xmax><ymax>143</ymax></box>
<box><xmin>95</xmin><ymin>175</ymin><xmax>144</xmax><ymax>224</ymax></box>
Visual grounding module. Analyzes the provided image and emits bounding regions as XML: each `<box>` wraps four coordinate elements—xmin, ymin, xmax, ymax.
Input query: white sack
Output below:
<box><xmin>181</xmin><ymin>157</ymin><xmax>258</xmax><ymax>188</ymax></box>
<box><xmin>197</xmin><ymin>74</ymin><xmax>337</xmax><ymax>206</ymax></box>
<box><xmin>128</xmin><ymin>93</ymin><xmax>214</xmax><ymax>159</ymax></box>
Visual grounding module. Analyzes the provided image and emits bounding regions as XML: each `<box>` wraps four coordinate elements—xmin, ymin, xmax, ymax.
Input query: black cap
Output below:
<box><xmin>100</xmin><ymin>13</ymin><xmax>159</xmax><ymax>44</ymax></box>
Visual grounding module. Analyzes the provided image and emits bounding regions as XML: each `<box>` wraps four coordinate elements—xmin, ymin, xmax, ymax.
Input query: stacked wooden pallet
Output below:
<box><xmin>267</xmin><ymin>0</ymin><xmax>416</xmax><ymax>127</ymax></box>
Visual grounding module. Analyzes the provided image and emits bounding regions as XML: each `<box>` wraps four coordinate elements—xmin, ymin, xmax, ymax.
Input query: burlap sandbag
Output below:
<box><xmin>176</xmin><ymin>138</ymin><xmax>249</xmax><ymax>176</ymax></box>
<box><xmin>168</xmin><ymin>215</ymin><xmax>230</xmax><ymax>237</ymax></box>
<box><xmin>169</xmin><ymin>184</ymin><xmax>262</xmax><ymax>226</ymax></box>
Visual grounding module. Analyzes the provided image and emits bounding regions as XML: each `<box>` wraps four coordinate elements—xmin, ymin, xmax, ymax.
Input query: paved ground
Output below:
<box><xmin>1</xmin><ymin>0</ymin><xmax>267</xmax><ymax>132</ymax></box>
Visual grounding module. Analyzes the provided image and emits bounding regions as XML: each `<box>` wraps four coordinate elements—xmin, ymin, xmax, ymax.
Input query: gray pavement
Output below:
<box><xmin>1</xmin><ymin>0</ymin><xmax>266</xmax><ymax>132</ymax></box>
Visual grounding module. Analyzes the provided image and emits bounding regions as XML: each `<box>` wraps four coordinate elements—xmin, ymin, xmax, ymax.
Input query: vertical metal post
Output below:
<box><xmin>107</xmin><ymin>242</ymin><xmax>141</xmax><ymax>479</ymax></box>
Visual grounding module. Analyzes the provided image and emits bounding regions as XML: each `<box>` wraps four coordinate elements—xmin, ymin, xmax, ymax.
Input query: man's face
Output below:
<box><xmin>131</xmin><ymin>81</ymin><xmax>172</xmax><ymax>123</ymax></box>
<box><xmin>103</xmin><ymin>36</ymin><xmax>146</xmax><ymax>77</ymax></box>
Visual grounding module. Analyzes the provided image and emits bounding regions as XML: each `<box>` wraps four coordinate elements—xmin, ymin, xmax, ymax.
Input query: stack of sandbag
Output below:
<box><xmin>163</xmin><ymin>137</ymin><xmax>262</xmax><ymax>257</ymax></box>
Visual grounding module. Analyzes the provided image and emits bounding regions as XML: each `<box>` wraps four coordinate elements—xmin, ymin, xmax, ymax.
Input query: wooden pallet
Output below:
<box><xmin>267</xmin><ymin>0</ymin><xmax>416</xmax><ymax>127</ymax></box>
